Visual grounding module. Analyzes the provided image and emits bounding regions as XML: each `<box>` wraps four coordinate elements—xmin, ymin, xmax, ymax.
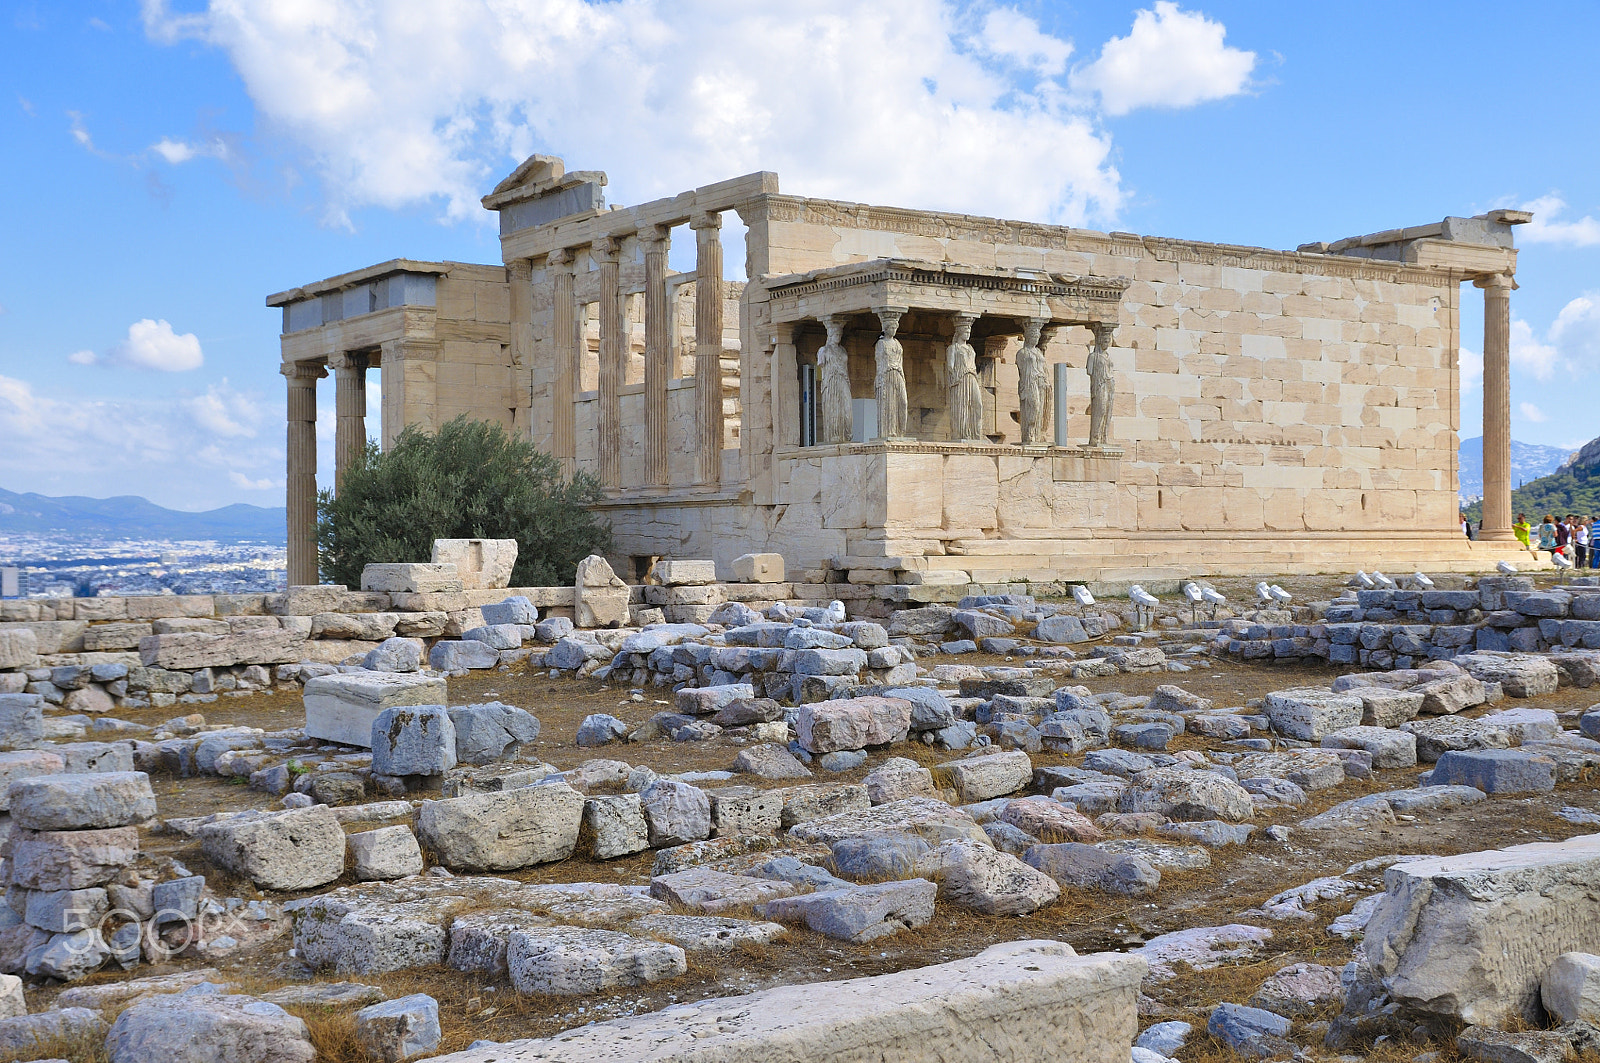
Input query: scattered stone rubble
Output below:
<box><xmin>4</xmin><ymin>559</ymin><xmax>1600</xmax><ymax>1061</ymax></box>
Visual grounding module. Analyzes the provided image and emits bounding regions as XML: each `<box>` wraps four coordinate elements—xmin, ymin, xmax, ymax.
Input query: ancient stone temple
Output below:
<box><xmin>271</xmin><ymin>155</ymin><xmax>1531</xmax><ymax>585</ymax></box>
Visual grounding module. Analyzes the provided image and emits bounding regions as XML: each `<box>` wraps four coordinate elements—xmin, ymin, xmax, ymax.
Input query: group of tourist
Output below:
<box><xmin>1515</xmin><ymin>512</ymin><xmax>1600</xmax><ymax>567</ymax></box>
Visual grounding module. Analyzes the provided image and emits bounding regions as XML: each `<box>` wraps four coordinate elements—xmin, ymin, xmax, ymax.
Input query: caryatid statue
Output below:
<box><xmin>1016</xmin><ymin>317</ymin><xmax>1052</xmax><ymax>445</ymax></box>
<box><xmin>873</xmin><ymin>307</ymin><xmax>909</xmax><ymax>439</ymax></box>
<box><xmin>946</xmin><ymin>313</ymin><xmax>983</xmax><ymax>441</ymax></box>
<box><xmin>1086</xmin><ymin>322</ymin><xmax>1116</xmax><ymax>448</ymax></box>
<box><xmin>817</xmin><ymin>314</ymin><xmax>853</xmax><ymax>444</ymax></box>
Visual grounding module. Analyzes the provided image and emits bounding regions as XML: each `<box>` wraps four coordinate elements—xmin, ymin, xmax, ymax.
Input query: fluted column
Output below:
<box><xmin>594</xmin><ymin>236</ymin><xmax>623</xmax><ymax>490</ymax></box>
<box><xmin>282</xmin><ymin>361</ymin><xmax>326</xmax><ymax>587</ymax></box>
<box><xmin>331</xmin><ymin>351</ymin><xmax>368</xmax><ymax>491</ymax></box>
<box><xmin>771</xmin><ymin>322</ymin><xmax>799</xmax><ymax>449</ymax></box>
<box><xmin>691</xmin><ymin>211</ymin><xmax>724</xmax><ymax>484</ymax></box>
<box><xmin>549</xmin><ymin>248</ymin><xmax>577</xmax><ymax>473</ymax></box>
<box><xmin>509</xmin><ymin>258</ymin><xmax>533</xmax><ymax>438</ymax></box>
<box><xmin>1476</xmin><ymin>273</ymin><xmax>1515</xmax><ymax>540</ymax></box>
<box><xmin>642</xmin><ymin>225</ymin><xmax>670</xmax><ymax>486</ymax></box>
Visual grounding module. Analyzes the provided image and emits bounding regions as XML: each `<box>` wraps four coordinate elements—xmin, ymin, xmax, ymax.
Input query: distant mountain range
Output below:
<box><xmin>0</xmin><ymin>488</ymin><xmax>286</xmax><ymax>542</ymax></box>
<box><xmin>1458</xmin><ymin>437</ymin><xmax>1576</xmax><ymax>502</ymax></box>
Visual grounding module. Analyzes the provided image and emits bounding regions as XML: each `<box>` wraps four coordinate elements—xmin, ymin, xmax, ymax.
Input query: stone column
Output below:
<box><xmin>593</xmin><ymin>236</ymin><xmax>622</xmax><ymax>490</ymax></box>
<box><xmin>1476</xmin><ymin>273</ymin><xmax>1515</xmax><ymax>540</ymax></box>
<box><xmin>509</xmin><ymin>258</ymin><xmax>533</xmax><ymax>438</ymax></box>
<box><xmin>771</xmin><ymin>322</ymin><xmax>799</xmax><ymax>449</ymax></box>
<box><xmin>282</xmin><ymin>361</ymin><xmax>326</xmax><ymax>587</ymax></box>
<box><xmin>691</xmin><ymin>211</ymin><xmax>725</xmax><ymax>484</ymax></box>
<box><xmin>642</xmin><ymin>225</ymin><xmax>671</xmax><ymax>486</ymax></box>
<box><xmin>549</xmin><ymin>248</ymin><xmax>577</xmax><ymax>473</ymax></box>
<box><xmin>331</xmin><ymin>350</ymin><xmax>368</xmax><ymax>491</ymax></box>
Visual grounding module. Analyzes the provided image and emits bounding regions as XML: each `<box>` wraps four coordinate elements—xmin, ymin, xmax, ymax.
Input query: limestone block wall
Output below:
<box><xmin>742</xmin><ymin>195</ymin><xmax>1463</xmax><ymax>541</ymax></box>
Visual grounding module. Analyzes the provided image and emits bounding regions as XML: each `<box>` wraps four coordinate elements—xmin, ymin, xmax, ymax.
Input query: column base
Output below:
<box><xmin>1477</xmin><ymin>529</ymin><xmax>1517</xmax><ymax>542</ymax></box>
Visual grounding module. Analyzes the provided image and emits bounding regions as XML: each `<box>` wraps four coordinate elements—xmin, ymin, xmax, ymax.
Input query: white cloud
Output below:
<box><xmin>1458</xmin><ymin>345</ymin><xmax>1482</xmax><ymax>392</ymax></box>
<box><xmin>111</xmin><ymin>318</ymin><xmax>204</xmax><ymax>371</ymax></box>
<box><xmin>141</xmin><ymin>0</ymin><xmax>1142</xmax><ymax>227</ymax></box>
<box><xmin>1510</xmin><ymin>318</ymin><xmax>1559</xmax><ymax>381</ymax></box>
<box><xmin>228</xmin><ymin>471</ymin><xmax>276</xmax><ymax>490</ymax></box>
<box><xmin>151</xmin><ymin>137</ymin><xmax>196</xmax><ymax>164</ymax></box>
<box><xmin>1519</xmin><ymin>195</ymin><xmax>1600</xmax><ymax>247</ymax></box>
<box><xmin>1070</xmin><ymin>1</ymin><xmax>1255</xmax><ymax>116</ymax></box>
<box><xmin>150</xmin><ymin>136</ymin><xmax>231</xmax><ymax>165</ymax></box>
<box><xmin>0</xmin><ymin>373</ymin><xmax>282</xmax><ymax>506</ymax></box>
<box><xmin>186</xmin><ymin>379</ymin><xmax>262</xmax><ymax>437</ymax></box>
<box><xmin>67</xmin><ymin>349</ymin><xmax>97</xmax><ymax>366</ymax></box>
<box><xmin>1548</xmin><ymin>292</ymin><xmax>1600</xmax><ymax>370</ymax></box>
<box><xmin>978</xmin><ymin>8</ymin><xmax>1073</xmax><ymax>76</ymax></box>
<box><xmin>1519</xmin><ymin>402</ymin><xmax>1547</xmax><ymax>423</ymax></box>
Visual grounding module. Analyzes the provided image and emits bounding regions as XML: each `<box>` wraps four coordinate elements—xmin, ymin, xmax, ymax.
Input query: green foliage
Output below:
<box><xmin>317</xmin><ymin>416</ymin><xmax>612</xmax><ymax>588</ymax></box>
<box><xmin>1464</xmin><ymin>461</ymin><xmax>1600</xmax><ymax>525</ymax></box>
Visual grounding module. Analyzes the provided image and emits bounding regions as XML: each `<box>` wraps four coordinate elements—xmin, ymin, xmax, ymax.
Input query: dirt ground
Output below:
<box><xmin>25</xmin><ymin>571</ymin><xmax>1600</xmax><ymax>1060</ymax></box>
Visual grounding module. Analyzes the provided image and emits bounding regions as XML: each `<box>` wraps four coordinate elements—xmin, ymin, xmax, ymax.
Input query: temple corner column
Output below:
<box><xmin>691</xmin><ymin>211</ymin><xmax>725</xmax><ymax>485</ymax></box>
<box><xmin>1475</xmin><ymin>272</ymin><xmax>1515</xmax><ymax>541</ymax></box>
<box><xmin>282</xmin><ymin>361</ymin><xmax>326</xmax><ymax>587</ymax></box>
<box><xmin>642</xmin><ymin>225</ymin><xmax>670</xmax><ymax>487</ymax></box>
<box><xmin>593</xmin><ymin>235</ymin><xmax>622</xmax><ymax>491</ymax></box>
<box><xmin>549</xmin><ymin>248</ymin><xmax>577</xmax><ymax>474</ymax></box>
<box><xmin>331</xmin><ymin>350</ymin><xmax>368</xmax><ymax>491</ymax></box>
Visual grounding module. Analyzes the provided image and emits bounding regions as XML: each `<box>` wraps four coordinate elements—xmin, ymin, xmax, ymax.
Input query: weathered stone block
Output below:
<box><xmin>796</xmin><ymin>696</ymin><xmax>912</xmax><ymax>753</ymax></box>
<box><xmin>427</xmin><ymin>639</ymin><xmax>501</xmax><ymax>672</ymax></box>
<box><xmin>437</xmin><ymin>939</ymin><xmax>1143</xmax><ymax>1063</ymax></box>
<box><xmin>8</xmin><ymin>771</ymin><xmax>156</xmax><ymax>830</ymax></box>
<box><xmin>581</xmin><ymin>794</ymin><xmax>650</xmax><ymax>860</ymax></box>
<box><xmin>0</xmin><ymin>749</ymin><xmax>63</xmax><ymax>810</ymax></box>
<box><xmin>349</xmin><ymin>825</ymin><xmax>425</xmax><ymax>881</ymax></box>
<box><xmin>138</xmin><ymin>629</ymin><xmax>306</xmax><ymax>670</ymax></box>
<box><xmin>757</xmin><ymin>879</ymin><xmax>938</xmax><ymax>943</ymax></box>
<box><xmin>932</xmin><ymin>751</ymin><xmax>1032</xmax><ymax>803</ymax></box>
<box><xmin>415</xmin><ymin>784</ymin><xmax>584</xmax><ymax>871</ymax></box>
<box><xmin>361</xmin><ymin>563</ymin><xmax>463</xmax><ymax>594</ymax></box>
<box><xmin>371</xmin><ymin>705</ymin><xmax>457</xmax><ymax>777</ymax></box>
<box><xmin>732</xmin><ymin>552</ymin><xmax>785</xmax><ymax>583</ymax></box>
<box><xmin>1263</xmin><ymin>687</ymin><xmax>1364</xmax><ymax>740</ymax></box>
<box><xmin>303</xmin><ymin>672</ymin><xmax>447</xmax><ymax>748</ymax></box>
<box><xmin>507</xmin><ymin>927</ymin><xmax>685</xmax><ymax>995</ymax></box>
<box><xmin>6</xmin><ymin>826</ymin><xmax>139</xmax><ymax>890</ymax></box>
<box><xmin>1364</xmin><ymin>834</ymin><xmax>1600</xmax><ymax>1026</ymax></box>
<box><xmin>432</xmin><ymin>539</ymin><xmax>517</xmax><ymax>590</ymax></box>
<box><xmin>199</xmin><ymin>805</ymin><xmax>346</xmax><ymax>891</ymax></box>
<box><xmin>0</xmin><ymin>693</ymin><xmax>44</xmax><ymax>751</ymax></box>
<box><xmin>1429</xmin><ymin>749</ymin><xmax>1556</xmax><ymax>793</ymax></box>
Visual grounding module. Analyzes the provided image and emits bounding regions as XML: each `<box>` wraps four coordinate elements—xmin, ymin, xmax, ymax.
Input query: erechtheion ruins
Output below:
<box><xmin>270</xmin><ymin>156</ymin><xmax>1532</xmax><ymax>586</ymax></box>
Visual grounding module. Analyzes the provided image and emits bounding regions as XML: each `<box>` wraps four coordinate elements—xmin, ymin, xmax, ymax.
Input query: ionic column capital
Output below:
<box><xmin>689</xmin><ymin>211</ymin><xmax>722</xmax><ymax>232</ymax></box>
<box><xmin>1474</xmin><ymin>272</ymin><xmax>1516</xmax><ymax>291</ymax></box>
<box><xmin>591</xmin><ymin>235</ymin><xmax>618</xmax><ymax>262</ymax></box>
<box><xmin>641</xmin><ymin>224</ymin><xmax>670</xmax><ymax>251</ymax></box>
<box><xmin>547</xmin><ymin>247</ymin><xmax>574</xmax><ymax>270</ymax></box>
<box><xmin>280</xmin><ymin>361</ymin><xmax>327</xmax><ymax>383</ymax></box>
<box><xmin>329</xmin><ymin>351</ymin><xmax>368</xmax><ymax>372</ymax></box>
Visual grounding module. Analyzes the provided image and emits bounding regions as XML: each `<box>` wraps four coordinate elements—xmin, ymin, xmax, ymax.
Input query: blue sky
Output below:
<box><xmin>2</xmin><ymin>0</ymin><xmax>1597</xmax><ymax>511</ymax></box>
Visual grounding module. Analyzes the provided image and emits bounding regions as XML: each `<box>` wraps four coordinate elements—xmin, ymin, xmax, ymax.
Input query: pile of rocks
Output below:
<box><xmin>0</xmin><ymin>772</ymin><xmax>160</xmax><ymax>979</ymax></box>
<box><xmin>1212</xmin><ymin>575</ymin><xmax>1600</xmax><ymax>671</ymax></box>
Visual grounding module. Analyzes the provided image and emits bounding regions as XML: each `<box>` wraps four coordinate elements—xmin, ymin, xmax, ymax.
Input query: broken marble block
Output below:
<box><xmin>199</xmin><ymin>804</ymin><xmax>346</xmax><ymax>891</ymax></box>
<box><xmin>371</xmin><ymin>705</ymin><xmax>457</xmax><ymax>778</ymax></box>
<box><xmin>506</xmin><ymin>927</ymin><xmax>686</xmax><ymax>995</ymax></box>
<box><xmin>756</xmin><ymin>879</ymin><xmax>937</xmax><ymax>943</ymax></box>
<box><xmin>415</xmin><ymin>784</ymin><xmax>584</xmax><ymax>871</ymax></box>
<box><xmin>304</xmin><ymin>672</ymin><xmax>447</xmax><ymax>748</ymax></box>
<box><xmin>8</xmin><ymin>771</ymin><xmax>156</xmax><ymax>831</ymax></box>
<box><xmin>348</xmin><ymin>826</ymin><xmax>425</xmax><ymax>881</ymax></box>
<box><xmin>1363</xmin><ymin>833</ymin><xmax>1600</xmax><ymax>1026</ymax></box>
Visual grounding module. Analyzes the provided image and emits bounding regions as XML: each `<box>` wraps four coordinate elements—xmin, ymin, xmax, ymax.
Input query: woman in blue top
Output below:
<box><xmin>1537</xmin><ymin>515</ymin><xmax>1559</xmax><ymax>559</ymax></box>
